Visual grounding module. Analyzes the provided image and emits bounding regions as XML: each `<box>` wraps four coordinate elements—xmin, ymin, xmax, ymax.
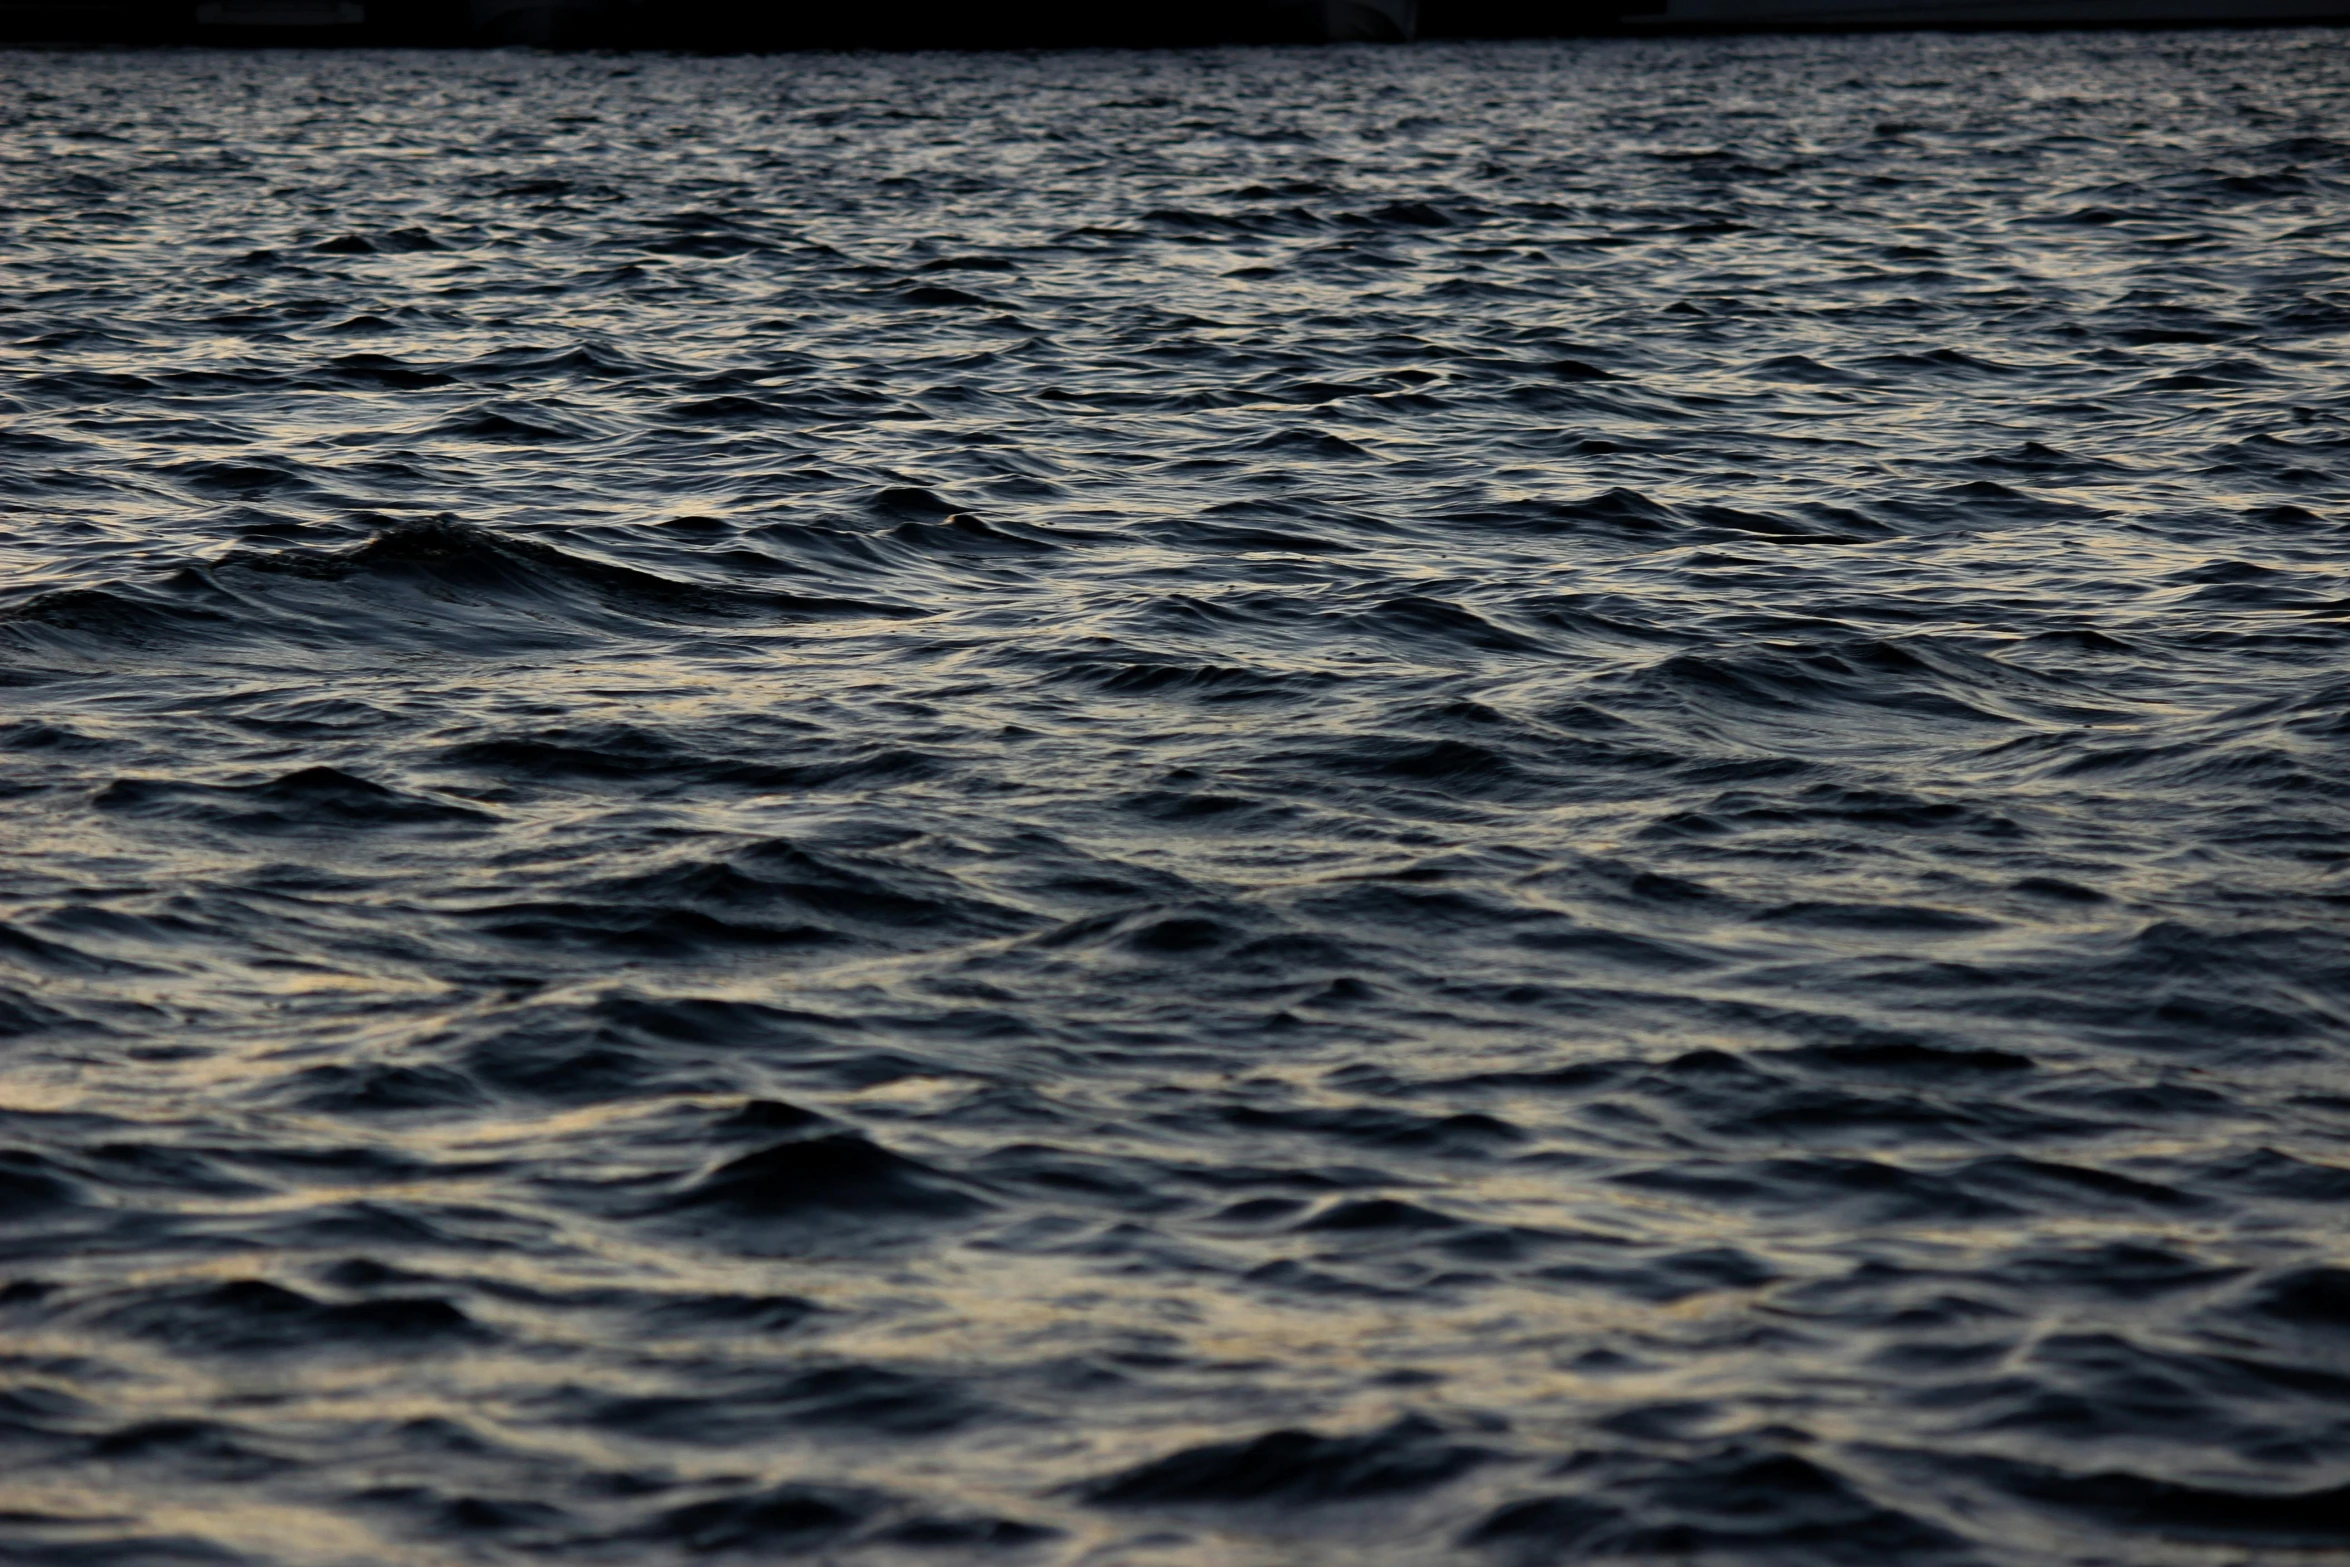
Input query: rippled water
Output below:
<box><xmin>2</xmin><ymin>32</ymin><xmax>2349</xmax><ymax>1566</ymax></box>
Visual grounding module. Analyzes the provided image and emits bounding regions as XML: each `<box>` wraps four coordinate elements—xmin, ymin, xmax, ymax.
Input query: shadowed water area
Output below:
<box><xmin>1</xmin><ymin>31</ymin><xmax>2348</xmax><ymax>1566</ymax></box>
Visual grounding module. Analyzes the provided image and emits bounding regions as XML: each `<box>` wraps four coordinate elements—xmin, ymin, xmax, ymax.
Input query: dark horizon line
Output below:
<box><xmin>4</xmin><ymin>0</ymin><xmax>2347</xmax><ymax>50</ymax></box>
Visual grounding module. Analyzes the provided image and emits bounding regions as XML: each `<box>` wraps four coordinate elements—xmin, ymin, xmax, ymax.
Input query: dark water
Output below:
<box><xmin>2</xmin><ymin>31</ymin><xmax>2348</xmax><ymax>1566</ymax></box>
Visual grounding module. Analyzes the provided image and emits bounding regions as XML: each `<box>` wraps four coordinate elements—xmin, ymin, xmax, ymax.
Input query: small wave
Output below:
<box><xmin>1469</xmin><ymin>1445</ymin><xmax>1962</xmax><ymax>1563</ymax></box>
<box><xmin>94</xmin><ymin>1279</ymin><xmax>485</xmax><ymax>1356</ymax></box>
<box><xmin>1083</xmin><ymin>1416</ymin><xmax>1490</xmax><ymax>1506</ymax></box>
<box><xmin>664</xmin><ymin>1132</ymin><xmax>989</xmax><ymax>1223</ymax></box>
<box><xmin>95</xmin><ymin>766</ymin><xmax>492</xmax><ymax>832</ymax></box>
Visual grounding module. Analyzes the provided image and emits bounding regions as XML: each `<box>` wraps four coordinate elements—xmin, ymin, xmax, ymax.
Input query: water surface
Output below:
<box><xmin>2</xmin><ymin>32</ymin><xmax>2349</xmax><ymax>1566</ymax></box>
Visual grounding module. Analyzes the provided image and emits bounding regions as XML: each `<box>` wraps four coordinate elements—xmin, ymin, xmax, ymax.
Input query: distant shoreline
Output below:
<box><xmin>3</xmin><ymin>0</ymin><xmax>2345</xmax><ymax>48</ymax></box>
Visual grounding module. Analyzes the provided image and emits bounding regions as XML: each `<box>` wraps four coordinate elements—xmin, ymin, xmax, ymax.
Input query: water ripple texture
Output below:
<box><xmin>2</xmin><ymin>32</ymin><xmax>2349</xmax><ymax>1567</ymax></box>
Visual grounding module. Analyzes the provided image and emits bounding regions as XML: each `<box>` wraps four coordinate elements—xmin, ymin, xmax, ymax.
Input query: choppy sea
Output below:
<box><xmin>2</xmin><ymin>30</ymin><xmax>2349</xmax><ymax>1566</ymax></box>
